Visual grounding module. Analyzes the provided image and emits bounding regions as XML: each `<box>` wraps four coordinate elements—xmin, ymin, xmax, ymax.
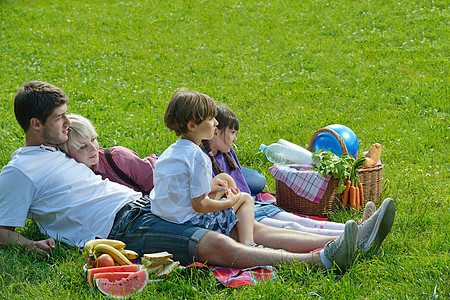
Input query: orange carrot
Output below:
<box><xmin>349</xmin><ymin>186</ymin><xmax>357</xmax><ymax>209</ymax></box>
<box><xmin>355</xmin><ymin>186</ymin><xmax>360</xmax><ymax>210</ymax></box>
<box><xmin>358</xmin><ymin>182</ymin><xmax>364</xmax><ymax>208</ymax></box>
<box><xmin>342</xmin><ymin>180</ymin><xmax>351</xmax><ymax>210</ymax></box>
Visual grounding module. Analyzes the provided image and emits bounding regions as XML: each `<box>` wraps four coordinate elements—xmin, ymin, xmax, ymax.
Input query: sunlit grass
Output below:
<box><xmin>0</xmin><ymin>0</ymin><xmax>448</xmax><ymax>298</ymax></box>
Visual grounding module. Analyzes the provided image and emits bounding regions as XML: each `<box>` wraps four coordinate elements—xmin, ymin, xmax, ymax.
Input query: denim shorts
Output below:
<box><xmin>107</xmin><ymin>196</ymin><xmax>209</xmax><ymax>266</ymax></box>
<box><xmin>254</xmin><ymin>202</ymin><xmax>284</xmax><ymax>221</ymax></box>
<box><xmin>186</xmin><ymin>205</ymin><xmax>237</xmax><ymax>236</ymax></box>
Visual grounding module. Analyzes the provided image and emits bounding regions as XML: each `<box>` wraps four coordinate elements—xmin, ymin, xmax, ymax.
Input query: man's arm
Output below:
<box><xmin>0</xmin><ymin>165</ymin><xmax>55</xmax><ymax>255</ymax></box>
<box><xmin>0</xmin><ymin>225</ymin><xmax>55</xmax><ymax>255</ymax></box>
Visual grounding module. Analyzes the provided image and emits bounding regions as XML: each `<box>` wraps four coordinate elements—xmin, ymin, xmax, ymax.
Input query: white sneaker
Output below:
<box><xmin>321</xmin><ymin>220</ymin><xmax>358</xmax><ymax>273</ymax></box>
<box><xmin>357</xmin><ymin>198</ymin><xmax>396</xmax><ymax>257</ymax></box>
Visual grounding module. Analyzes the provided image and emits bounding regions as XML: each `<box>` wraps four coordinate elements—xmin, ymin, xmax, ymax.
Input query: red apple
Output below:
<box><xmin>92</xmin><ymin>253</ymin><xmax>115</xmax><ymax>268</ymax></box>
<box><xmin>363</xmin><ymin>157</ymin><xmax>376</xmax><ymax>168</ymax></box>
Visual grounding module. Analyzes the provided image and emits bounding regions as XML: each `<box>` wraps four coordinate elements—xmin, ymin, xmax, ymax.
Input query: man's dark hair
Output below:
<box><xmin>14</xmin><ymin>81</ymin><xmax>69</xmax><ymax>132</ymax></box>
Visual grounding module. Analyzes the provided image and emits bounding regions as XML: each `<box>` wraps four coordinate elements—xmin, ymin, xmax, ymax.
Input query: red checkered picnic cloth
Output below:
<box><xmin>269</xmin><ymin>164</ymin><xmax>330</xmax><ymax>204</ymax></box>
<box><xmin>186</xmin><ymin>263</ymin><xmax>277</xmax><ymax>288</ymax></box>
<box><xmin>120</xmin><ymin>259</ymin><xmax>277</xmax><ymax>288</ymax></box>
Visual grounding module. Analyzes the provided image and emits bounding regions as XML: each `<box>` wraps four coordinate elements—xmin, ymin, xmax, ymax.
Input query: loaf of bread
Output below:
<box><xmin>366</xmin><ymin>143</ymin><xmax>382</xmax><ymax>163</ymax></box>
<box><xmin>157</xmin><ymin>261</ymin><xmax>180</xmax><ymax>277</ymax></box>
<box><xmin>143</xmin><ymin>251</ymin><xmax>173</xmax><ymax>261</ymax></box>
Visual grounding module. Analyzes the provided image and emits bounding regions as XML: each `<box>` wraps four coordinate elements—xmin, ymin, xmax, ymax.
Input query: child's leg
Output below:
<box><xmin>272</xmin><ymin>212</ymin><xmax>345</xmax><ymax>230</ymax></box>
<box><xmin>215</xmin><ymin>173</ymin><xmax>237</xmax><ymax>188</ymax></box>
<box><xmin>209</xmin><ymin>173</ymin><xmax>236</xmax><ymax>200</ymax></box>
<box><xmin>258</xmin><ymin>216</ymin><xmax>345</xmax><ymax>236</ymax></box>
<box><xmin>232</xmin><ymin>193</ymin><xmax>256</xmax><ymax>244</ymax></box>
<box><xmin>241</xmin><ymin>167</ymin><xmax>266</xmax><ymax>195</ymax></box>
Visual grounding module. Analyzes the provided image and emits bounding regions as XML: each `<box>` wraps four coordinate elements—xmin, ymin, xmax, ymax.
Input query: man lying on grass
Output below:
<box><xmin>0</xmin><ymin>81</ymin><xmax>396</xmax><ymax>273</ymax></box>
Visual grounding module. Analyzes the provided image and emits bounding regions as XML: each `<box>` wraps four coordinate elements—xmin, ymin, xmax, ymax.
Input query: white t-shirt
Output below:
<box><xmin>0</xmin><ymin>145</ymin><xmax>142</xmax><ymax>247</ymax></box>
<box><xmin>150</xmin><ymin>139</ymin><xmax>212</xmax><ymax>223</ymax></box>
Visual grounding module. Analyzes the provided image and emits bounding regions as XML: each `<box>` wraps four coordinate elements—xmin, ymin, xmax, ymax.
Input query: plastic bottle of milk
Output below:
<box><xmin>259</xmin><ymin>141</ymin><xmax>314</xmax><ymax>165</ymax></box>
<box><xmin>277</xmin><ymin>139</ymin><xmax>314</xmax><ymax>163</ymax></box>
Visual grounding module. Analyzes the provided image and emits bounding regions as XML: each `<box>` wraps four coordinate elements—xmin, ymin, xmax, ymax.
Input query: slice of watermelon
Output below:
<box><xmin>93</xmin><ymin>272</ymin><xmax>136</xmax><ymax>282</ymax></box>
<box><xmin>94</xmin><ymin>269</ymin><xmax>148</xmax><ymax>299</ymax></box>
<box><xmin>86</xmin><ymin>265</ymin><xmax>140</xmax><ymax>287</ymax></box>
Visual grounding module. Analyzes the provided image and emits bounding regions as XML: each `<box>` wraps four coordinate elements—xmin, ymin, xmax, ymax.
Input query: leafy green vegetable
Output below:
<box><xmin>141</xmin><ymin>257</ymin><xmax>153</xmax><ymax>268</ymax></box>
<box><xmin>311</xmin><ymin>150</ymin><xmax>354</xmax><ymax>193</ymax></box>
<box><xmin>349</xmin><ymin>154</ymin><xmax>367</xmax><ymax>185</ymax></box>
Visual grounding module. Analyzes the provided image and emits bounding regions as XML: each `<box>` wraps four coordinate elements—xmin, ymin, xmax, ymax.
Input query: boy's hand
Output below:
<box><xmin>226</xmin><ymin>187</ymin><xmax>241</xmax><ymax>206</ymax></box>
<box><xmin>210</xmin><ymin>177</ymin><xmax>228</xmax><ymax>193</ymax></box>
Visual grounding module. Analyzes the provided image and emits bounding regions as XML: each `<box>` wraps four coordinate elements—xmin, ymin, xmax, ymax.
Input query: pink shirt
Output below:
<box><xmin>93</xmin><ymin>146</ymin><xmax>157</xmax><ymax>195</ymax></box>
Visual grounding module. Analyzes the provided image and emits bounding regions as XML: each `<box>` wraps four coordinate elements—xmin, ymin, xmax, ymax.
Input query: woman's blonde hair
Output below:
<box><xmin>58</xmin><ymin>114</ymin><xmax>97</xmax><ymax>154</ymax></box>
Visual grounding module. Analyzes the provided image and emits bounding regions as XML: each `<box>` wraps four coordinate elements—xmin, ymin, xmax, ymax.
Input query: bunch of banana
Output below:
<box><xmin>119</xmin><ymin>249</ymin><xmax>139</xmax><ymax>260</ymax></box>
<box><xmin>83</xmin><ymin>239</ymin><xmax>139</xmax><ymax>266</ymax></box>
<box><xmin>83</xmin><ymin>239</ymin><xmax>126</xmax><ymax>257</ymax></box>
<box><xmin>92</xmin><ymin>244</ymin><xmax>133</xmax><ymax>265</ymax></box>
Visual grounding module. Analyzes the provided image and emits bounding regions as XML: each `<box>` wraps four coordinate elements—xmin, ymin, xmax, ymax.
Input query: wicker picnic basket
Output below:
<box><xmin>275</xmin><ymin>128</ymin><xmax>383</xmax><ymax>217</ymax></box>
<box><xmin>275</xmin><ymin>176</ymin><xmax>341</xmax><ymax>217</ymax></box>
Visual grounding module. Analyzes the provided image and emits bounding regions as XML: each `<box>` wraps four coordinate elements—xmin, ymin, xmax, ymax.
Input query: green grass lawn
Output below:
<box><xmin>1</xmin><ymin>0</ymin><xmax>449</xmax><ymax>298</ymax></box>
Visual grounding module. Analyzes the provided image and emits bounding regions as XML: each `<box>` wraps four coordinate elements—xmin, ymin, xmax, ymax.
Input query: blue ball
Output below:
<box><xmin>313</xmin><ymin>124</ymin><xmax>359</xmax><ymax>158</ymax></box>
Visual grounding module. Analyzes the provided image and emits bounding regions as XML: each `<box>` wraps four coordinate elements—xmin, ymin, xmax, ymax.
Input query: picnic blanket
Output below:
<box><xmin>185</xmin><ymin>263</ymin><xmax>277</xmax><ymax>288</ymax></box>
<box><xmin>269</xmin><ymin>164</ymin><xmax>330</xmax><ymax>204</ymax></box>
<box><xmin>110</xmin><ymin>259</ymin><xmax>276</xmax><ymax>288</ymax></box>
<box><xmin>82</xmin><ymin>192</ymin><xmax>328</xmax><ymax>289</ymax></box>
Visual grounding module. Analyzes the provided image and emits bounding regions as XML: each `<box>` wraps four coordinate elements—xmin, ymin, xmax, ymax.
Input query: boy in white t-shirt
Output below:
<box><xmin>150</xmin><ymin>89</ymin><xmax>260</xmax><ymax>246</ymax></box>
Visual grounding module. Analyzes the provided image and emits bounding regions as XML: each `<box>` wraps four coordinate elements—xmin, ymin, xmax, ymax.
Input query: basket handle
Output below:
<box><xmin>307</xmin><ymin>128</ymin><xmax>348</xmax><ymax>154</ymax></box>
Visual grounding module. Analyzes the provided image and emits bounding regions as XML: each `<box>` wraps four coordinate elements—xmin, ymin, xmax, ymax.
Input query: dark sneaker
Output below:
<box><xmin>321</xmin><ymin>220</ymin><xmax>358</xmax><ymax>273</ymax></box>
<box><xmin>357</xmin><ymin>198</ymin><xmax>396</xmax><ymax>257</ymax></box>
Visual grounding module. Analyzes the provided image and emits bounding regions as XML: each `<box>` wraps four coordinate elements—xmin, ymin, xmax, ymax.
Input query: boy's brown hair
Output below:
<box><xmin>164</xmin><ymin>88</ymin><xmax>217</xmax><ymax>136</ymax></box>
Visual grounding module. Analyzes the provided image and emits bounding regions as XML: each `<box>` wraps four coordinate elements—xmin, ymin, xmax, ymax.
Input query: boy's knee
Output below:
<box><xmin>215</xmin><ymin>173</ymin><xmax>235</xmax><ymax>187</ymax></box>
<box><xmin>215</xmin><ymin>173</ymin><xmax>232</xmax><ymax>182</ymax></box>
<box><xmin>242</xmin><ymin>193</ymin><xmax>255</xmax><ymax>205</ymax></box>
